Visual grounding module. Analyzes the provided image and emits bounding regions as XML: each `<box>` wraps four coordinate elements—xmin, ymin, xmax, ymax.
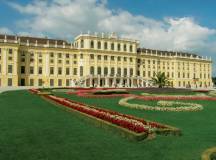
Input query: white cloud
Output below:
<box><xmin>0</xmin><ymin>27</ymin><xmax>13</xmax><ymax>34</ymax></box>
<box><xmin>8</xmin><ymin>0</ymin><xmax>216</xmax><ymax>51</ymax></box>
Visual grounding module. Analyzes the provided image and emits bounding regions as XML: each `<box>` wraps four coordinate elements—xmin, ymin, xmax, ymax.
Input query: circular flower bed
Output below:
<box><xmin>119</xmin><ymin>97</ymin><xmax>203</xmax><ymax>112</ymax></box>
<box><xmin>209</xmin><ymin>91</ymin><xmax>216</xmax><ymax>97</ymax></box>
<box><xmin>201</xmin><ymin>147</ymin><xmax>216</xmax><ymax>160</ymax></box>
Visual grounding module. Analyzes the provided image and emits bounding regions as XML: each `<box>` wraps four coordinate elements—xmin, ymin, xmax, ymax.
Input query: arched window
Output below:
<box><xmin>111</xmin><ymin>43</ymin><xmax>114</xmax><ymax>50</ymax></box>
<box><xmin>130</xmin><ymin>68</ymin><xmax>133</xmax><ymax>76</ymax></box>
<box><xmin>104</xmin><ymin>42</ymin><xmax>108</xmax><ymax>50</ymax></box>
<box><xmin>124</xmin><ymin>68</ymin><xmax>127</xmax><ymax>76</ymax></box>
<box><xmin>117</xmin><ymin>44</ymin><xmax>121</xmax><ymax>51</ymax></box>
<box><xmin>104</xmin><ymin>67</ymin><xmax>108</xmax><ymax>76</ymax></box>
<box><xmin>117</xmin><ymin>68</ymin><xmax>121</xmax><ymax>76</ymax></box>
<box><xmin>111</xmin><ymin>67</ymin><xmax>115</xmax><ymax>76</ymax></box>
<box><xmin>124</xmin><ymin>44</ymin><xmax>127</xmax><ymax>51</ymax></box>
<box><xmin>97</xmin><ymin>41</ymin><xmax>101</xmax><ymax>49</ymax></box>
<box><xmin>97</xmin><ymin>67</ymin><xmax>101</xmax><ymax>75</ymax></box>
<box><xmin>90</xmin><ymin>41</ymin><xmax>94</xmax><ymax>48</ymax></box>
<box><xmin>90</xmin><ymin>66</ymin><xmax>94</xmax><ymax>75</ymax></box>
<box><xmin>130</xmin><ymin>45</ymin><xmax>133</xmax><ymax>52</ymax></box>
<box><xmin>81</xmin><ymin>40</ymin><xmax>84</xmax><ymax>48</ymax></box>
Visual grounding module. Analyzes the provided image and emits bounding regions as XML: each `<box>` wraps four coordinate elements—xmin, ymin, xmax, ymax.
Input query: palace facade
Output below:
<box><xmin>0</xmin><ymin>33</ymin><xmax>213</xmax><ymax>88</ymax></box>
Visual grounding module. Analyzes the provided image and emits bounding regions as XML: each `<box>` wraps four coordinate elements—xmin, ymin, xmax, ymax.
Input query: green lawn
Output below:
<box><xmin>0</xmin><ymin>90</ymin><xmax>215</xmax><ymax>160</ymax></box>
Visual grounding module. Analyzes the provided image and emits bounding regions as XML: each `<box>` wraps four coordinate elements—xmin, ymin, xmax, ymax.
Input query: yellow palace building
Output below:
<box><xmin>0</xmin><ymin>32</ymin><xmax>213</xmax><ymax>88</ymax></box>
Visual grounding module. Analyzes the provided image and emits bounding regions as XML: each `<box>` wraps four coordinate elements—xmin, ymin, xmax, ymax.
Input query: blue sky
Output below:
<box><xmin>0</xmin><ymin>0</ymin><xmax>216</xmax><ymax>75</ymax></box>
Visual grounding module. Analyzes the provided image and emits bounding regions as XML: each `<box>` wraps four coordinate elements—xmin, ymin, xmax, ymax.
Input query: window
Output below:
<box><xmin>81</xmin><ymin>40</ymin><xmax>84</xmax><ymax>48</ymax></box>
<box><xmin>50</xmin><ymin>67</ymin><xmax>54</xmax><ymax>75</ymax></box>
<box><xmin>111</xmin><ymin>67</ymin><xmax>115</xmax><ymax>76</ymax></box>
<box><xmin>97</xmin><ymin>55</ymin><xmax>101</xmax><ymax>60</ymax></box>
<box><xmin>8</xmin><ymin>56</ymin><xmax>13</xmax><ymax>61</ymax></box>
<box><xmin>90</xmin><ymin>41</ymin><xmax>94</xmax><ymax>48</ymax></box>
<box><xmin>9</xmin><ymin>48</ymin><xmax>13</xmax><ymax>54</ymax></box>
<box><xmin>74</xmin><ymin>54</ymin><xmax>77</xmax><ymax>59</ymax></box>
<box><xmin>111</xmin><ymin>43</ymin><xmax>114</xmax><ymax>50</ymax></box>
<box><xmin>66</xmin><ymin>79</ymin><xmax>70</xmax><ymax>86</ymax></box>
<box><xmin>30</xmin><ymin>57</ymin><xmax>34</xmax><ymax>63</ymax></box>
<box><xmin>0</xmin><ymin>65</ymin><xmax>1</xmax><ymax>73</ymax></box>
<box><xmin>124</xmin><ymin>68</ymin><xmax>127</xmax><ymax>76</ymax></box>
<box><xmin>38</xmin><ymin>53</ymin><xmax>42</xmax><ymax>58</ymax></box>
<box><xmin>118</xmin><ymin>44</ymin><xmax>121</xmax><ymax>51</ymax></box>
<box><xmin>104</xmin><ymin>55</ymin><xmax>108</xmax><ymax>60</ymax></box>
<box><xmin>50</xmin><ymin>79</ymin><xmax>54</xmax><ymax>86</ymax></box>
<box><xmin>38</xmin><ymin>79</ymin><xmax>43</xmax><ymax>86</ymax></box>
<box><xmin>97</xmin><ymin>41</ymin><xmax>101</xmax><ymax>49</ymax></box>
<box><xmin>97</xmin><ymin>67</ymin><xmax>101</xmax><ymax>75</ymax></box>
<box><xmin>80</xmin><ymin>66</ymin><xmax>83</xmax><ymax>76</ymax></box>
<box><xmin>8</xmin><ymin>78</ymin><xmax>12</xmax><ymax>86</ymax></box>
<box><xmin>30</xmin><ymin>67</ymin><xmax>34</xmax><ymax>74</ymax></box>
<box><xmin>117</xmin><ymin>57</ymin><xmax>121</xmax><ymax>61</ymax></box>
<box><xmin>124</xmin><ymin>57</ymin><xmax>127</xmax><ymax>62</ymax></box>
<box><xmin>21</xmin><ymin>66</ymin><xmax>25</xmax><ymax>74</ymax></box>
<box><xmin>148</xmin><ymin>71</ymin><xmax>151</xmax><ymax>77</ymax></box>
<box><xmin>111</xmin><ymin>56</ymin><xmax>114</xmax><ymax>61</ymax></box>
<box><xmin>90</xmin><ymin>54</ymin><xmax>94</xmax><ymax>59</ymax></box>
<box><xmin>8</xmin><ymin>65</ymin><xmax>12</xmax><ymax>74</ymax></box>
<box><xmin>130</xmin><ymin>45</ymin><xmax>133</xmax><ymax>52</ymax></box>
<box><xmin>90</xmin><ymin>66</ymin><xmax>94</xmax><ymax>75</ymax></box>
<box><xmin>73</xmin><ymin>68</ymin><xmax>77</xmax><ymax>75</ymax></box>
<box><xmin>66</xmin><ymin>68</ymin><xmax>70</xmax><ymax>75</ymax></box>
<box><xmin>58</xmin><ymin>67</ymin><xmax>62</xmax><ymax>75</ymax></box>
<box><xmin>124</xmin><ymin>44</ymin><xmax>127</xmax><ymax>51</ymax></box>
<box><xmin>38</xmin><ymin>67</ymin><xmax>42</xmax><ymax>74</ymax></box>
<box><xmin>104</xmin><ymin>67</ymin><xmax>108</xmax><ymax>76</ymax></box>
<box><xmin>50</xmin><ymin>52</ymin><xmax>54</xmax><ymax>57</ymax></box>
<box><xmin>66</xmin><ymin>54</ymin><xmax>70</xmax><ymax>58</ymax></box>
<box><xmin>58</xmin><ymin>79</ymin><xmax>62</xmax><ymax>86</ymax></box>
<box><xmin>58</xmin><ymin>53</ymin><xmax>62</xmax><ymax>58</ymax></box>
<box><xmin>30</xmin><ymin>79</ymin><xmax>34</xmax><ymax>86</ymax></box>
<box><xmin>39</xmin><ymin>59</ymin><xmax>42</xmax><ymax>63</ymax></box>
<box><xmin>130</xmin><ymin>68</ymin><xmax>133</xmax><ymax>76</ymax></box>
<box><xmin>143</xmin><ymin>71</ymin><xmax>146</xmax><ymax>77</ymax></box>
<box><xmin>80</xmin><ymin>54</ymin><xmax>83</xmax><ymax>59</ymax></box>
<box><xmin>104</xmin><ymin>42</ymin><xmax>108</xmax><ymax>49</ymax></box>
<box><xmin>117</xmin><ymin>68</ymin><xmax>121</xmax><ymax>76</ymax></box>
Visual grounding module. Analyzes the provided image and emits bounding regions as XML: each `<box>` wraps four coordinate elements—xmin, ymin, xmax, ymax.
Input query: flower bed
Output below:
<box><xmin>119</xmin><ymin>97</ymin><xmax>203</xmax><ymax>112</ymax></box>
<box><xmin>43</xmin><ymin>95</ymin><xmax>180</xmax><ymax>139</ymax></box>
<box><xmin>209</xmin><ymin>91</ymin><xmax>216</xmax><ymax>97</ymax></box>
<box><xmin>137</xmin><ymin>95</ymin><xmax>216</xmax><ymax>101</ymax></box>
<box><xmin>93</xmin><ymin>89</ymin><xmax>129</xmax><ymax>95</ymax></box>
<box><xmin>69</xmin><ymin>89</ymin><xmax>132</xmax><ymax>98</ymax></box>
<box><xmin>29</xmin><ymin>89</ymin><xmax>180</xmax><ymax>140</ymax></box>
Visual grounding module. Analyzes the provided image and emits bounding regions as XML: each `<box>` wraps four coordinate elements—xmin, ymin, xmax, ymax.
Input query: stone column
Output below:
<box><xmin>105</xmin><ymin>77</ymin><xmax>109</xmax><ymax>87</ymax></box>
<box><xmin>127</xmin><ymin>78</ymin><xmax>130</xmax><ymax>88</ymax></box>
<box><xmin>97</xmin><ymin>75</ymin><xmax>101</xmax><ymax>87</ymax></box>
<box><xmin>137</xmin><ymin>78</ymin><xmax>140</xmax><ymax>88</ymax></box>
<box><xmin>119</xmin><ymin>77</ymin><xmax>123</xmax><ymax>87</ymax></box>
<box><xmin>112</xmin><ymin>77</ymin><xmax>116</xmax><ymax>87</ymax></box>
<box><xmin>90</xmin><ymin>76</ymin><xmax>93</xmax><ymax>87</ymax></box>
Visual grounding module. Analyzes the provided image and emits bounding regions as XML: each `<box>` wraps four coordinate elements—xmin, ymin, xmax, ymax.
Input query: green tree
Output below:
<box><xmin>151</xmin><ymin>72</ymin><xmax>169</xmax><ymax>88</ymax></box>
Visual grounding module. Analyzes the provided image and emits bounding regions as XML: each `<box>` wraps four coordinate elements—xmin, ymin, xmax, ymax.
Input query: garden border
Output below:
<box><xmin>201</xmin><ymin>147</ymin><xmax>216</xmax><ymax>160</ymax></box>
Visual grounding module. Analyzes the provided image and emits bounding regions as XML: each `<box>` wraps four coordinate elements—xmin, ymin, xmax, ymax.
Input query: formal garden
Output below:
<box><xmin>0</xmin><ymin>86</ymin><xmax>216</xmax><ymax>160</ymax></box>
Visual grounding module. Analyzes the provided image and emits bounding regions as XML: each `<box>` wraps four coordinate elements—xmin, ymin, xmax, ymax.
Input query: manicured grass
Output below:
<box><xmin>0</xmin><ymin>90</ymin><xmax>216</xmax><ymax>160</ymax></box>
